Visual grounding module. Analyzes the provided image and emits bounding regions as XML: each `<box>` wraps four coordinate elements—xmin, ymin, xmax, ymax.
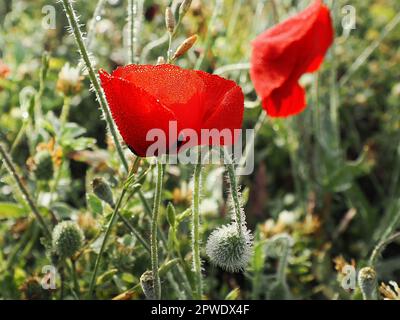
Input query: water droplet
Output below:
<box><xmin>95</xmin><ymin>16</ymin><xmax>101</xmax><ymax>21</ymax></box>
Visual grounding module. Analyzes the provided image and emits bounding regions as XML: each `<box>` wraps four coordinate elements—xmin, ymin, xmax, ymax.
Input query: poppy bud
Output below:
<box><xmin>165</xmin><ymin>7</ymin><xmax>175</xmax><ymax>33</ymax></box>
<box><xmin>206</xmin><ymin>223</ymin><xmax>252</xmax><ymax>272</ymax></box>
<box><xmin>32</xmin><ymin>150</ymin><xmax>54</xmax><ymax>181</ymax></box>
<box><xmin>172</xmin><ymin>35</ymin><xmax>198</xmax><ymax>60</ymax></box>
<box><xmin>52</xmin><ymin>221</ymin><xmax>84</xmax><ymax>259</ymax></box>
<box><xmin>179</xmin><ymin>0</ymin><xmax>192</xmax><ymax>17</ymax></box>
<box><xmin>92</xmin><ymin>177</ymin><xmax>115</xmax><ymax>208</ymax></box>
<box><xmin>358</xmin><ymin>267</ymin><xmax>377</xmax><ymax>300</ymax></box>
<box><xmin>140</xmin><ymin>270</ymin><xmax>155</xmax><ymax>300</ymax></box>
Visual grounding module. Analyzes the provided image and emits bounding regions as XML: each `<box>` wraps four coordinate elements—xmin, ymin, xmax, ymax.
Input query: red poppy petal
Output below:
<box><xmin>196</xmin><ymin>71</ymin><xmax>244</xmax><ymax>145</ymax></box>
<box><xmin>262</xmin><ymin>82</ymin><xmax>306</xmax><ymax>118</ymax></box>
<box><xmin>303</xmin><ymin>3</ymin><xmax>334</xmax><ymax>73</ymax></box>
<box><xmin>99</xmin><ymin>69</ymin><xmax>177</xmax><ymax>157</ymax></box>
<box><xmin>112</xmin><ymin>64</ymin><xmax>204</xmax><ymax>130</ymax></box>
<box><xmin>250</xmin><ymin>0</ymin><xmax>324</xmax><ymax>99</ymax></box>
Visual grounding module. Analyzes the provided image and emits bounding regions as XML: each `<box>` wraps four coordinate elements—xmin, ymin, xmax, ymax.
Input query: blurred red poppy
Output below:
<box><xmin>250</xmin><ymin>0</ymin><xmax>333</xmax><ymax>117</ymax></box>
<box><xmin>99</xmin><ymin>64</ymin><xmax>244</xmax><ymax>157</ymax></box>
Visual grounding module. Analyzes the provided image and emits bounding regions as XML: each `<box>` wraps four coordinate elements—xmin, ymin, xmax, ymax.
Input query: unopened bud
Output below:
<box><xmin>140</xmin><ymin>270</ymin><xmax>155</xmax><ymax>300</ymax></box>
<box><xmin>32</xmin><ymin>151</ymin><xmax>54</xmax><ymax>181</ymax></box>
<box><xmin>52</xmin><ymin>221</ymin><xmax>84</xmax><ymax>259</ymax></box>
<box><xmin>358</xmin><ymin>267</ymin><xmax>377</xmax><ymax>300</ymax></box>
<box><xmin>172</xmin><ymin>34</ymin><xmax>198</xmax><ymax>60</ymax></box>
<box><xmin>92</xmin><ymin>177</ymin><xmax>115</xmax><ymax>208</ymax></box>
<box><xmin>179</xmin><ymin>0</ymin><xmax>192</xmax><ymax>17</ymax></box>
<box><xmin>165</xmin><ymin>7</ymin><xmax>175</xmax><ymax>33</ymax></box>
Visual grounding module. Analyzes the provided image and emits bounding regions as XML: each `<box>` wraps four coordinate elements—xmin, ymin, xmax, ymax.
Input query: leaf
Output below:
<box><xmin>225</xmin><ymin>288</ymin><xmax>240</xmax><ymax>300</ymax></box>
<box><xmin>87</xmin><ymin>193</ymin><xmax>103</xmax><ymax>216</ymax></box>
<box><xmin>0</xmin><ymin>202</ymin><xmax>27</xmax><ymax>218</ymax></box>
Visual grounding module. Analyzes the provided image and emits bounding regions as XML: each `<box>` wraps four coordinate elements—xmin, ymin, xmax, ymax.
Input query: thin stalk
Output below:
<box><xmin>194</xmin><ymin>0</ymin><xmax>223</xmax><ymax>70</ymax></box>
<box><xmin>0</xmin><ymin>143</ymin><xmax>51</xmax><ymax>239</ymax></box>
<box><xmin>276</xmin><ymin>238</ymin><xmax>291</xmax><ymax>283</ymax></box>
<box><xmin>71</xmin><ymin>259</ymin><xmax>80</xmax><ymax>298</ymax></box>
<box><xmin>151</xmin><ymin>160</ymin><xmax>164</xmax><ymax>300</ymax></box>
<box><xmin>86</xmin><ymin>0</ymin><xmax>107</xmax><ymax>50</ymax></box>
<box><xmin>213</xmin><ymin>62</ymin><xmax>250</xmax><ymax>76</ymax></box>
<box><xmin>128</xmin><ymin>0</ymin><xmax>136</xmax><ymax>64</ymax></box>
<box><xmin>60</xmin><ymin>0</ymin><xmax>129</xmax><ymax>172</ymax></box>
<box><xmin>60</xmin><ymin>96</ymin><xmax>71</xmax><ymax>126</ymax></box>
<box><xmin>224</xmin><ymin>149</ymin><xmax>244</xmax><ymax>236</ymax></box>
<box><xmin>167</xmin><ymin>33</ymin><xmax>173</xmax><ymax>63</ymax></box>
<box><xmin>192</xmin><ymin>148</ymin><xmax>203</xmax><ymax>299</ymax></box>
<box><xmin>88</xmin><ymin>164</ymin><xmax>137</xmax><ymax>297</ymax></box>
<box><xmin>118</xmin><ymin>213</ymin><xmax>150</xmax><ymax>253</ymax></box>
<box><xmin>140</xmin><ymin>33</ymin><xmax>169</xmax><ymax>64</ymax></box>
<box><xmin>340</xmin><ymin>11</ymin><xmax>400</xmax><ymax>86</ymax></box>
<box><xmin>329</xmin><ymin>0</ymin><xmax>340</xmax><ymax>150</ymax></box>
<box><xmin>238</xmin><ymin>110</ymin><xmax>266</xmax><ymax>179</ymax></box>
<box><xmin>369</xmin><ymin>232</ymin><xmax>400</xmax><ymax>267</ymax></box>
<box><xmin>88</xmin><ymin>187</ymin><xmax>127</xmax><ymax>297</ymax></box>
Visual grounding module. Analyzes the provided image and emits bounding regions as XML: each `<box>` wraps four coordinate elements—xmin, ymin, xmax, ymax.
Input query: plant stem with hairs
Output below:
<box><xmin>151</xmin><ymin>160</ymin><xmax>164</xmax><ymax>300</ymax></box>
<box><xmin>60</xmin><ymin>0</ymin><xmax>129</xmax><ymax>172</ymax></box>
<box><xmin>192</xmin><ymin>148</ymin><xmax>203</xmax><ymax>299</ymax></box>
<box><xmin>0</xmin><ymin>143</ymin><xmax>51</xmax><ymax>239</ymax></box>
<box><xmin>127</xmin><ymin>0</ymin><xmax>143</xmax><ymax>64</ymax></box>
<box><xmin>88</xmin><ymin>163</ymin><xmax>138</xmax><ymax>297</ymax></box>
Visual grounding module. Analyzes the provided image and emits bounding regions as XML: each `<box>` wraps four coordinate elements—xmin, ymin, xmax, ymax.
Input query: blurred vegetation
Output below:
<box><xmin>0</xmin><ymin>0</ymin><xmax>399</xmax><ymax>300</ymax></box>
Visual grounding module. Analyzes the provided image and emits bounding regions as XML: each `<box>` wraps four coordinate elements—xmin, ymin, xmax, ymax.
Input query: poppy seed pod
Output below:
<box><xmin>358</xmin><ymin>267</ymin><xmax>377</xmax><ymax>300</ymax></box>
<box><xmin>206</xmin><ymin>223</ymin><xmax>253</xmax><ymax>273</ymax></box>
<box><xmin>92</xmin><ymin>177</ymin><xmax>115</xmax><ymax>208</ymax></box>
<box><xmin>140</xmin><ymin>270</ymin><xmax>155</xmax><ymax>300</ymax></box>
<box><xmin>32</xmin><ymin>150</ymin><xmax>54</xmax><ymax>181</ymax></box>
<box><xmin>52</xmin><ymin>221</ymin><xmax>84</xmax><ymax>259</ymax></box>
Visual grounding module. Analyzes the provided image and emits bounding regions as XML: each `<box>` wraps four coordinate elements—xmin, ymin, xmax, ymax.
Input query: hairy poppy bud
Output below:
<box><xmin>165</xmin><ymin>7</ymin><xmax>175</xmax><ymax>33</ymax></box>
<box><xmin>172</xmin><ymin>35</ymin><xmax>198</xmax><ymax>60</ymax></box>
<box><xmin>358</xmin><ymin>267</ymin><xmax>377</xmax><ymax>300</ymax></box>
<box><xmin>32</xmin><ymin>150</ymin><xmax>54</xmax><ymax>181</ymax></box>
<box><xmin>140</xmin><ymin>270</ymin><xmax>155</xmax><ymax>300</ymax></box>
<box><xmin>52</xmin><ymin>221</ymin><xmax>84</xmax><ymax>259</ymax></box>
<box><xmin>206</xmin><ymin>223</ymin><xmax>252</xmax><ymax>272</ymax></box>
<box><xmin>92</xmin><ymin>177</ymin><xmax>115</xmax><ymax>208</ymax></box>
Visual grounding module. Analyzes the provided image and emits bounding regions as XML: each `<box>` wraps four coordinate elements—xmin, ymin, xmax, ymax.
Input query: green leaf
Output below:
<box><xmin>225</xmin><ymin>288</ymin><xmax>240</xmax><ymax>300</ymax></box>
<box><xmin>87</xmin><ymin>193</ymin><xmax>103</xmax><ymax>216</ymax></box>
<box><xmin>0</xmin><ymin>202</ymin><xmax>27</xmax><ymax>218</ymax></box>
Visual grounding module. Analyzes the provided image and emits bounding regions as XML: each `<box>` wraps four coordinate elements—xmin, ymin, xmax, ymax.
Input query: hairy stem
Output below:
<box><xmin>192</xmin><ymin>148</ymin><xmax>203</xmax><ymax>299</ymax></box>
<box><xmin>60</xmin><ymin>0</ymin><xmax>129</xmax><ymax>172</ymax></box>
<box><xmin>224</xmin><ymin>148</ymin><xmax>245</xmax><ymax>236</ymax></box>
<box><xmin>0</xmin><ymin>143</ymin><xmax>51</xmax><ymax>239</ymax></box>
<box><xmin>151</xmin><ymin>160</ymin><xmax>164</xmax><ymax>299</ymax></box>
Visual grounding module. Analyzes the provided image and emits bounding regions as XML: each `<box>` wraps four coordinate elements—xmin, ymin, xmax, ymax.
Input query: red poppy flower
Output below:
<box><xmin>99</xmin><ymin>64</ymin><xmax>244</xmax><ymax>157</ymax></box>
<box><xmin>250</xmin><ymin>0</ymin><xmax>333</xmax><ymax>117</ymax></box>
